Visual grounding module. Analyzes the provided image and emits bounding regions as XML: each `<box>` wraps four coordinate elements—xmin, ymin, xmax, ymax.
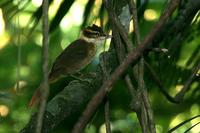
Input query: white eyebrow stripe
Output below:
<box><xmin>85</xmin><ymin>29</ymin><xmax>100</xmax><ymax>34</ymax></box>
<box><xmin>90</xmin><ymin>31</ymin><xmax>99</xmax><ymax>33</ymax></box>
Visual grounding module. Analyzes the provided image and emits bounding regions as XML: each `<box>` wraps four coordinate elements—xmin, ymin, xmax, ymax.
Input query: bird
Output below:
<box><xmin>29</xmin><ymin>24</ymin><xmax>112</xmax><ymax>107</ymax></box>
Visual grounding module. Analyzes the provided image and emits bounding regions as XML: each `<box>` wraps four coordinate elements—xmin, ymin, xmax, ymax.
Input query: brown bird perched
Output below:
<box><xmin>29</xmin><ymin>24</ymin><xmax>111</xmax><ymax>107</ymax></box>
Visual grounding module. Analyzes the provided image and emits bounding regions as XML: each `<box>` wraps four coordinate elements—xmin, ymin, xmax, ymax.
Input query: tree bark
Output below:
<box><xmin>20</xmin><ymin>0</ymin><xmax>200</xmax><ymax>132</ymax></box>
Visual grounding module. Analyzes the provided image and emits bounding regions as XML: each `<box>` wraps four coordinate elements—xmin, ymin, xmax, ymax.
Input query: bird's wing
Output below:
<box><xmin>50</xmin><ymin>39</ymin><xmax>95</xmax><ymax>75</ymax></box>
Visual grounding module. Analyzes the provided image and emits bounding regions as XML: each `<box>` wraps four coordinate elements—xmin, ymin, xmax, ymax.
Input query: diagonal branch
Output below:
<box><xmin>22</xmin><ymin>0</ymin><xmax>200</xmax><ymax>132</ymax></box>
<box><xmin>144</xmin><ymin>60</ymin><xmax>179</xmax><ymax>103</ymax></box>
<box><xmin>174</xmin><ymin>61</ymin><xmax>200</xmax><ymax>102</ymax></box>
<box><xmin>130</xmin><ymin>0</ymin><xmax>157</xmax><ymax>132</ymax></box>
<box><xmin>71</xmin><ymin>0</ymin><xmax>180</xmax><ymax>132</ymax></box>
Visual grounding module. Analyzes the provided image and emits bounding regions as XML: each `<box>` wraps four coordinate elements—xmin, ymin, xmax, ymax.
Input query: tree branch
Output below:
<box><xmin>21</xmin><ymin>0</ymin><xmax>200</xmax><ymax>132</ymax></box>
<box><xmin>104</xmin><ymin>97</ymin><xmax>111</xmax><ymax>133</ymax></box>
<box><xmin>130</xmin><ymin>0</ymin><xmax>156</xmax><ymax>132</ymax></box>
<box><xmin>174</xmin><ymin>61</ymin><xmax>200</xmax><ymax>102</ymax></box>
<box><xmin>144</xmin><ymin>60</ymin><xmax>179</xmax><ymax>103</ymax></box>
<box><xmin>36</xmin><ymin>0</ymin><xmax>49</xmax><ymax>133</ymax></box>
<box><xmin>71</xmin><ymin>0</ymin><xmax>180</xmax><ymax>132</ymax></box>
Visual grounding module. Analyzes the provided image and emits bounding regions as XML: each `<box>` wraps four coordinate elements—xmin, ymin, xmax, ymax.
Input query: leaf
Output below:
<box><xmin>49</xmin><ymin>0</ymin><xmax>75</xmax><ymax>32</ymax></box>
<box><xmin>28</xmin><ymin>0</ymin><xmax>54</xmax><ymax>35</ymax></box>
<box><xmin>81</xmin><ymin>0</ymin><xmax>95</xmax><ymax>29</ymax></box>
<box><xmin>167</xmin><ymin>115</ymin><xmax>200</xmax><ymax>133</ymax></box>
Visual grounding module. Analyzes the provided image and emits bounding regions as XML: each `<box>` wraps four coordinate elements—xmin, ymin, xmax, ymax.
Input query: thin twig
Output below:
<box><xmin>144</xmin><ymin>60</ymin><xmax>178</xmax><ymax>103</ymax></box>
<box><xmin>107</xmin><ymin>0</ymin><xmax>138</xmax><ymax>103</ymax></box>
<box><xmin>136</xmin><ymin>102</ymin><xmax>148</xmax><ymax>133</ymax></box>
<box><xmin>112</xmin><ymin>23</ymin><xmax>137</xmax><ymax>98</ymax></box>
<box><xmin>71</xmin><ymin>1</ymin><xmax>180</xmax><ymax>132</ymax></box>
<box><xmin>109</xmin><ymin>6</ymin><xmax>143</xmax><ymax>114</ymax></box>
<box><xmin>112</xmin><ymin>17</ymin><xmax>133</xmax><ymax>51</ymax></box>
<box><xmin>130</xmin><ymin>1</ymin><xmax>157</xmax><ymax>133</ymax></box>
<box><xmin>129</xmin><ymin>1</ymin><xmax>148</xmax><ymax>132</ymax></box>
<box><xmin>104</xmin><ymin>97</ymin><xmax>111</xmax><ymax>133</ymax></box>
<box><xmin>175</xmin><ymin>61</ymin><xmax>200</xmax><ymax>102</ymax></box>
<box><xmin>142</xmin><ymin>89</ymin><xmax>156</xmax><ymax>133</ymax></box>
<box><xmin>183</xmin><ymin>121</ymin><xmax>200</xmax><ymax>133</ymax></box>
<box><xmin>35</xmin><ymin>0</ymin><xmax>49</xmax><ymax>133</ymax></box>
<box><xmin>111</xmin><ymin>14</ymin><xmax>142</xmax><ymax>95</ymax></box>
<box><xmin>16</xmin><ymin>0</ymin><xmax>21</xmax><ymax>93</ymax></box>
<box><xmin>130</xmin><ymin>1</ymin><xmax>141</xmax><ymax>44</ymax></box>
<box><xmin>104</xmin><ymin>0</ymin><xmax>137</xmax><ymax>102</ymax></box>
<box><xmin>101</xmin><ymin>53</ymin><xmax>111</xmax><ymax>133</ymax></box>
<box><xmin>167</xmin><ymin>115</ymin><xmax>200</xmax><ymax>133</ymax></box>
<box><xmin>129</xmin><ymin>0</ymin><xmax>144</xmax><ymax>91</ymax></box>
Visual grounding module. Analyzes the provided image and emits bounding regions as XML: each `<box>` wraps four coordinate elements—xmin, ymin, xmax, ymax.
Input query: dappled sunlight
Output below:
<box><xmin>192</xmin><ymin>10</ymin><xmax>200</xmax><ymax>23</ymax></box>
<box><xmin>0</xmin><ymin>33</ymin><xmax>9</xmax><ymax>50</ymax></box>
<box><xmin>190</xmin><ymin>104</ymin><xmax>200</xmax><ymax>132</ymax></box>
<box><xmin>92</xmin><ymin>18</ymin><xmax>101</xmax><ymax>27</ymax></box>
<box><xmin>156</xmin><ymin>125</ymin><xmax>163</xmax><ymax>133</ymax></box>
<box><xmin>99</xmin><ymin>112</ymin><xmax>139</xmax><ymax>133</ymax></box>
<box><xmin>170</xmin><ymin>114</ymin><xmax>185</xmax><ymax>126</ymax></box>
<box><xmin>14</xmin><ymin>80</ymin><xmax>27</xmax><ymax>93</ymax></box>
<box><xmin>99</xmin><ymin>124</ymin><xmax>107</xmax><ymax>133</ymax></box>
<box><xmin>85</xmin><ymin>125</ymin><xmax>96</xmax><ymax>133</ymax></box>
<box><xmin>34</xmin><ymin>33</ymin><xmax>43</xmax><ymax>46</ymax></box>
<box><xmin>0</xmin><ymin>9</ymin><xmax>9</xmax><ymax>49</ymax></box>
<box><xmin>196</xmin><ymin>69</ymin><xmax>200</xmax><ymax>76</ymax></box>
<box><xmin>190</xmin><ymin>117</ymin><xmax>200</xmax><ymax>132</ymax></box>
<box><xmin>60</xmin><ymin>1</ymin><xmax>85</xmax><ymax>31</ymax></box>
<box><xmin>0</xmin><ymin>9</ymin><xmax>5</xmax><ymax>35</ymax></box>
<box><xmin>169</xmin><ymin>114</ymin><xmax>186</xmax><ymax>130</ymax></box>
<box><xmin>190</xmin><ymin>104</ymin><xmax>199</xmax><ymax>116</ymax></box>
<box><xmin>144</xmin><ymin>9</ymin><xmax>158</xmax><ymax>21</ymax></box>
<box><xmin>49</xmin><ymin>0</ymin><xmax>63</xmax><ymax>19</ymax></box>
<box><xmin>20</xmin><ymin>66</ymin><xmax>30</xmax><ymax>77</ymax></box>
<box><xmin>31</xmin><ymin>0</ymin><xmax>42</xmax><ymax>7</ymax></box>
<box><xmin>0</xmin><ymin>0</ymin><xmax>199</xmax><ymax>132</ymax></box>
<box><xmin>31</xmin><ymin>0</ymin><xmax>63</xmax><ymax>18</ymax></box>
<box><xmin>12</xmin><ymin>13</ymin><xmax>32</xmax><ymax>28</ymax></box>
<box><xmin>175</xmin><ymin>84</ymin><xmax>183</xmax><ymax>92</ymax></box>
<box><xmin>169</xmin><ymin>113</ymin><xmax>200</xmax><ymax>133</ymax></box>
<box><xmin>0</xmin><ymin>104</ymin><xmax>9</xmax><ymax>117</ymax></box>
<box><xmin>129</xmin><ymin>19</ymin><xmax>134</xmax><ymax>33</ymax></box>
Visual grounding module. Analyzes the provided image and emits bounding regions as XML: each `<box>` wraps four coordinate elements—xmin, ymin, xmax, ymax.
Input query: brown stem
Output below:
<box><xmin>175</xmin><ymin>61</ymin><xmax>200</xmax><ymax>102</ymax></box>
<box><xmin>130</xmin><ymin>0</ymin><xmax>156</xmax><ymax>132</ymax></box>
<box><xmin>35</xmin><ymin>0</ymin><xmax>49</xmax><ymax>133</ymax></box>
<box><xmin>71</xmin><ymin>0</ymin><xmax>180</xmax><ymax>132</ymax></box>
<box><xmin>104</xmin><ymin>97</ymin><xmax>111</xmax><ymax>133</ymax></box>
<box><xmin>144</xmin><ymin>60</ymin><xmax>178</xmax><ymax>103</ymax></box>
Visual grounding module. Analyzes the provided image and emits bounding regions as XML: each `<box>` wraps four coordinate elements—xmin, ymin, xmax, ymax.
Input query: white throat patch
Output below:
<box><xmin>80</xmin><ymin>35</ymin><xmax>106</xmax><ymax>44</ymax></box>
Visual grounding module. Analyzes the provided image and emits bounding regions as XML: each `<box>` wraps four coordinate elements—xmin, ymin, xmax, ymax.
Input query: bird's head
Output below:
<box><xmin>80</xmin><ymin>24</ymin><xmax>112</xmax><ymax>44</ymax></box>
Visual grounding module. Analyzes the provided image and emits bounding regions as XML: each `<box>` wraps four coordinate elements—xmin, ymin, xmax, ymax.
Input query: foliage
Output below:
<box><xmin>0</xmin><ymin>0</ymin><xmax>199</xmax><ymax>133</ymax></box>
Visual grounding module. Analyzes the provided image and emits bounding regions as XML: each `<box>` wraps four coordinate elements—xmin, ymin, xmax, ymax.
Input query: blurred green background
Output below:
<box><xmin>0</xmin><ymin>0</ymin><xmax>199</xmax><ymax>133</ymax></box>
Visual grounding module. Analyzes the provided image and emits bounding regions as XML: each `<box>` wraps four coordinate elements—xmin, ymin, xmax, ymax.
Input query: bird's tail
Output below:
<box><xmin>28</xmin><ymin>83</ymin><xmax>42</xmax><ymax>107</ymax></box>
